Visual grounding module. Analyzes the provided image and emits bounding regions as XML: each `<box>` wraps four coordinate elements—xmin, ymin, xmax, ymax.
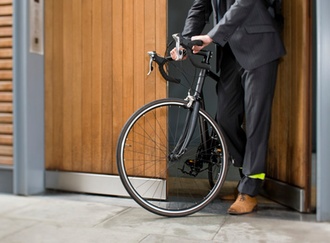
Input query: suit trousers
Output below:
<box><xmin>216</xmin><ymin>44</ymin><xmax>279</xmax><ymax>196</ymax></box>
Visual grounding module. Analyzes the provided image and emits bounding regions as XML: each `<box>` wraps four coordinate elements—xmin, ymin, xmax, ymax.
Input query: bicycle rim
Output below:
<box><xmin>116</xmin><ymin>98</ymin><xmax>228</xmax><ymax>217</ymax></box>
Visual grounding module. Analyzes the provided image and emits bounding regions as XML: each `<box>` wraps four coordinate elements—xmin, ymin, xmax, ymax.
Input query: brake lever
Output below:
<box><xmin>146</xmin><ymin>51</ymin><xmax>181</xmax><ymax>83</ymax></box>
<box><xmin>172</xmin><ymin>33</ymin><xmax>184</xmax><ymax>60</ymax></box>
<box><xmin>147</xmin><ymin>51</ymin><xmax>155</xmax><ymax>75</ymax></box>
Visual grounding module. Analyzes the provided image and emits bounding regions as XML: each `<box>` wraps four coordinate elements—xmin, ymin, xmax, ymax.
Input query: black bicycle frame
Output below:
<box><xmin>169</xmin><ymin>50</ymin><xmax>219</xmax><ymax>161</ymax></box>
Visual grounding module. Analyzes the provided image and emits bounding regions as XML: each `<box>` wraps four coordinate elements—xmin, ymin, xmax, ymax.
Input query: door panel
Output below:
<box><xmin>45</xmin><ymin>0</ymin><xmax>168</xmax><ymax>175</ymax></box>
<box><xmin>266</xmin><ymin>0</ymin><xmax>312</xmax><ymax>212</ymax></box>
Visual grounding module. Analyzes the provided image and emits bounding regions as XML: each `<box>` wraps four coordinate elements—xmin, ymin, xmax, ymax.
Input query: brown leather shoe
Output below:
<box><xmin>227</xmin><ymin>193</ymin><xmax>258</xmax><ymax>215</ymax></box>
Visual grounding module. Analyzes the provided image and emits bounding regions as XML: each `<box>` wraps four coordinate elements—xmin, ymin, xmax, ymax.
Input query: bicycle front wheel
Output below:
<box><xmin>116</xmin><ymin>98</ymin><xmax>228</xmax><ymax>217</ymax></box>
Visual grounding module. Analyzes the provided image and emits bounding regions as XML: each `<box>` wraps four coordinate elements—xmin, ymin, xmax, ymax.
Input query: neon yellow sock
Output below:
<box><xmin>248</xmin><ymin>173</ymin><xmax>266</xmax><ymax>180</ymax></box>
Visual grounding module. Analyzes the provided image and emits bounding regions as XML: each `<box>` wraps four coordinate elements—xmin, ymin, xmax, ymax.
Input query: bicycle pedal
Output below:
<box><xmin>216</xmin><ymin>147</ymin><xmax>222</xmax><ymax>153</ymax></box>
<box><xmin>185</xmin><ymin>159</ymin><xmax>200</xmax><ymax>166</ymax></box>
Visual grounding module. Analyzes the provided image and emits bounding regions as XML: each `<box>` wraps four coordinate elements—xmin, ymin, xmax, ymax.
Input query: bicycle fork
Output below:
<box><xmin>168</xmin><ymin>59</ymin><xmax>211</xmax><ymax>162</ymax></box>
<box><xmin>168</xmin><ymin>95</ymin><xmax>201</xmax><ymax>161</ymax></box>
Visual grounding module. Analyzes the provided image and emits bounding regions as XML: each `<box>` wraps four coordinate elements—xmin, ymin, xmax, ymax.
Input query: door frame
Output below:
<box><xmin>13</xmin><ymin>0</ymin><xmax>45</xmax><ymax>195</ymax></box>
<box><xmin>316</xmin><ymin>0</ymin><xmax>330</xmax><ymax>222</ymax></box>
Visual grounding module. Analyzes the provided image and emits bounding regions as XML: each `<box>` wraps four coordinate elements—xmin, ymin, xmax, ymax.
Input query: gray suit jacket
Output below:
<box><xmin>182</xmin><ymin>0</ymin><xmax>286</xmax><ymax>70</ymax></box>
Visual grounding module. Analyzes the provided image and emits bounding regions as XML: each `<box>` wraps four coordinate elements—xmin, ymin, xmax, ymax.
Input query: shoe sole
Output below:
<box><xmin>227</xmin><ymin>205</ymin><xmax>258</xmax><ymax>215</ymax></box>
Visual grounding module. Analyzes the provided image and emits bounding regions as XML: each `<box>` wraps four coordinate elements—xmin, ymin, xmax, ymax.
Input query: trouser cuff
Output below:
<box><xmin>237</xmin><ymin>176</ymin><xmax>264</xmax><ymax>197</ymax></box>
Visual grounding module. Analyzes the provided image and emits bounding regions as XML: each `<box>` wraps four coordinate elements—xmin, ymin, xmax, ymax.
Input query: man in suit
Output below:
<box><xmin>171</xmin><ymin>0</ymin><xmax>286</xmax><ymax>215</ymax></box>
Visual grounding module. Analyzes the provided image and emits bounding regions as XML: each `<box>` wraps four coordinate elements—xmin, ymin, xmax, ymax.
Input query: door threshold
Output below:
<box><xmin>45</xmin><ymin>171</ymin><xmax>166</xmax><ymax>199</ymax></box>
<box><xmin>261</xmin><ymin>178</ymin><xmax>308</xmax><ymax>213</ymax></box>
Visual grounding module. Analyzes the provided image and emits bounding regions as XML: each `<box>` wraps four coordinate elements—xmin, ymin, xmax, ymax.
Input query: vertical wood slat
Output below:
<box><xmin>0</xmin><ymin>0</ymin><xmax>13</xmax><ymax>166</ymax></box>
<box><xmin>71</xmin><ymin>0</ymin><xmax>82</xmax><ymax>172</ymax></box>
<box><xmin>45</xmin><ymin>0</ymin><xmax>167</xmax><ymax>175</ymax></box>
<box><xmin>52</xmin><ymin>0</ymin><xmax>64</xmax><ymax>169</ymax></box>
<box><xmin>145</xmin><ymin>0</ymin><xmax>155</xmax><ymax>177</ymax></box>
<box><xmin>100</xmin><ymin>0</ymin><xmax>113</xmax><ymax>173</ymax></box>
<box><xmin>81</xmin><ymin>0</ymin><xmax>92</xmax><ymax>172</ymax></box>
<box><xmin>120</xmin><ymin>0</ymin><xmax>134</xmax><ymax>175</ymax></box>
<box><xmin>131</xmin><ymin>1</ymin><xmax>145</xmax><ymax>176</ymax></box>
<box><xmin>155</xmin><ymin>0</ymin><xmax>168</xmax><ymax>178</ymax></box>
<box><xmin>111</xmin><ymin>0</ymin><xmax>123</xmax><ymax>173</ymax></box>
<box><xmin>91</xmin><ymin>0</ymin><xmax>102</xmax><ymax>173</ymax></box>
<box><xmin>267</xmin><ymin>0</ymin><xmax>311</xmax><ymax>202</ymax></box>
<box><xmin>122</xmin><ymin>0</ymin><xmax>134</xmax><ymax>131</ymax></box>
<box><xmin>44</xmin><ymin>0</ymin><xmax>54</xmax><ymax>170</ymax></box>
<box><xmin>62</xmin><ymin>0</ymin><xmax>73</xmax><ymax>171</ymax></box>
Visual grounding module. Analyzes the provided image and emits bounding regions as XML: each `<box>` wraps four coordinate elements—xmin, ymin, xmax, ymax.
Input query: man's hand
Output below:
<box><xmin>170</xmin><ymin>46</ymin><xmax>187</xmax><ymax>61</ymax></box>
<box><xmin>170</xmin><ymin>35</ymin><xmax>213</xmax><ymax>60</ymax></box>
<box><xmin>191</xmin><ymin>35</ymin><xmax>213</xmax><ymax>53</ymax></box>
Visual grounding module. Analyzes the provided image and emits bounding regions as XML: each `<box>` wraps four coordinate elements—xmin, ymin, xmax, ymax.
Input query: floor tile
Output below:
<box><xmin>0</xmin><ymin>224</ymin><xmax>147</xmax><ymax>243</ymax></box>
<box><xmin>5</xmin><ymin>197</ymin><xmax>126</xmax><ymax>227</ymax></box>
<box><xmin>0</xmin><ymin>217</ymin><xmax>38</xmax><ymax>239</ymax></box>
<box><xmin>100</xmin><ymin>207</ymin><xmax>226</xmax><ymax>241</ymax></box>
<box><xmin>214</xmin><ymin>215</ymin><xmax>330</xmax><ymax>243</ymax></box>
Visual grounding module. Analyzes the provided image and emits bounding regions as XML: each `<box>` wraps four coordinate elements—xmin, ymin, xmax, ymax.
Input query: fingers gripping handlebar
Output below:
<box><xmin>147</xmin><ymin>33</ymin><xmax>211</xmax><ymax>83</ymax></box>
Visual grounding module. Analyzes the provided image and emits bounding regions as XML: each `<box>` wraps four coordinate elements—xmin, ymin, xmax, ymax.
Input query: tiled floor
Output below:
<box><xmin>0</xmin><ymin>189</ymin><xmax>329</xmax><ymax>243</ymax></box>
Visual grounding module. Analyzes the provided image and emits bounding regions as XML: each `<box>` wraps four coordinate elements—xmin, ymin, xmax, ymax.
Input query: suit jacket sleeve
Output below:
<box><xmin>181</xmin><ymin>0</ymin><xmax>212</xmax><ymax>38</ymax></box>
<box><xmin>208</xmin><ymin>0</ymin><xmax>257</xmax><ymax>46</ymax></box>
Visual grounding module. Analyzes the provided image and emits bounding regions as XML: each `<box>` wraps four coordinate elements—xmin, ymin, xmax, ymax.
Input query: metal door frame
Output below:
<box><xmin>316</xmin><ymin>0</ymin><xmax>330</xmax><ymax>222</ymax></box>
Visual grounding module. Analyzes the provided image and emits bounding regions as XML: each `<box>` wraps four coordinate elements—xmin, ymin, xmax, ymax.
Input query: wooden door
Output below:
<box><xmin>45</xmin><ymin>0</ymin><xmax>167</xmax><ymax>175</ymax></box>
<box><xmin>0</xmin><ymin>0</ymin><xmax>13</xmax><ymax>166</ymax></box>
<box><xmin>265</xmin><ymin>0</ymin><xmax>312</xmax><ymax>212</ymax></box>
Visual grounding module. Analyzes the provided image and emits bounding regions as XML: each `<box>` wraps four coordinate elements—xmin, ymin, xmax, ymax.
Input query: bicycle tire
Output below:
<box><xmin>116</xmin><ymin>98</ymin><xmax>228</xmax><ymax>217</ymax></box>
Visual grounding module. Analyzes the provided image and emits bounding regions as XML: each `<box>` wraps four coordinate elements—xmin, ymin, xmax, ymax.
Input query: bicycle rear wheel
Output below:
<box><xmin>116</xmin><ymin>98</ymin><xmax>228</xmax><ymax>217</ymax></box>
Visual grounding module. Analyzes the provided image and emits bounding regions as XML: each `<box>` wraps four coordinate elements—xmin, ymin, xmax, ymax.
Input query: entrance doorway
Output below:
<box><xmin>45</xmin><ymin>0</ymin><xmax>313</xmax><ymax>213</ymax></box>
<box><xmin>167</xmin><ymin>0</ymin><xmax>313</xmax><ymax>212</ymax></box>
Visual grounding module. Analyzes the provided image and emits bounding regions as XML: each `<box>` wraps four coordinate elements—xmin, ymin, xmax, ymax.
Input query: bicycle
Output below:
<box><xmin>116</xmin><ymin>34</ymin><xmax>229</xmax><ymax>217</ymax></box>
